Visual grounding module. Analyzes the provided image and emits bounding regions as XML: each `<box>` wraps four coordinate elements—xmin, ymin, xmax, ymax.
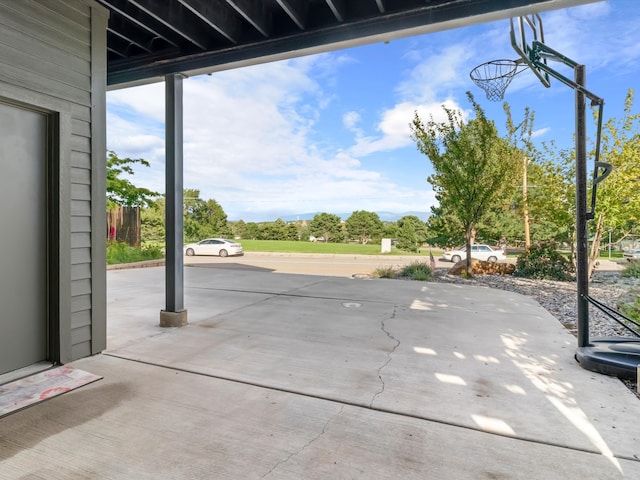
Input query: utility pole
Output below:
<box><xmin>522</xmin><ymin>155</ymin><xmax>531</xmax><ymax>249</ymax></box>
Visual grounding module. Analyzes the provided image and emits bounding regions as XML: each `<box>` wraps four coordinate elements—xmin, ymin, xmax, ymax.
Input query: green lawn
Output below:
<box><xmin>239</xmin><ymin>240</ymin><xmax>439</xmax><ymax>256</ymax></box>
<box><xmin>122</xmin><ymin>239</ymin><xmax>625</xmax><ymax>264</ymax></box>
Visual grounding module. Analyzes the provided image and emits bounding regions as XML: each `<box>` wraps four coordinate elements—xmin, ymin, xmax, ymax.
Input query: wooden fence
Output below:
<box><xmin>107</xmin><ymin>206</ymin><xmax>141</xmax><ymax>246</ymax></box>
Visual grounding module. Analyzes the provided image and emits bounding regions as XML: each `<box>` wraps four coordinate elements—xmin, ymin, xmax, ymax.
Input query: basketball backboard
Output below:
<box><xmin>510</xmin><ymin>14</ymin><xmax>551</xmax><ymax>87</ymax></box>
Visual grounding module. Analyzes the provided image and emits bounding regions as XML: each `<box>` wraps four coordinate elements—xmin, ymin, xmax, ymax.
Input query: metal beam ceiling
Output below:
<box><xmin>97</xmin><ymin>0</ymin><xmax>601</xmax><ymax>88</ymax></box>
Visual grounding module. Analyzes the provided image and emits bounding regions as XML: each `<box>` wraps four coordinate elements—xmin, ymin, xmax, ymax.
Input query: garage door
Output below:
<box><xmin>0</xmin><ymin>101</ymin><xmax>48</xmax><ymax>376</ymax></box>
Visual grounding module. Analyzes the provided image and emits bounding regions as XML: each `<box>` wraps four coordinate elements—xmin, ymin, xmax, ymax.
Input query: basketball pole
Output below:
<box><xmin>575</xmin><ymin>65</ymin><xmax>590</xmax><ymax>348</ymax></box>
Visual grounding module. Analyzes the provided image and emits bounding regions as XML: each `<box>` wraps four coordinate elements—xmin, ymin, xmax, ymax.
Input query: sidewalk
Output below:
<box><xmin>2</xmin><ymin>265</ymin><xmax>639</xmax><ymax>478</ymax></box>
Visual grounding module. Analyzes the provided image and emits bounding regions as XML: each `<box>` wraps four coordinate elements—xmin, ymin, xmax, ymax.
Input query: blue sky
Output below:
<box><xmin>106</xmin><ymin>0</ymin><xmax>639</xmax><ymax>223</ymax></box>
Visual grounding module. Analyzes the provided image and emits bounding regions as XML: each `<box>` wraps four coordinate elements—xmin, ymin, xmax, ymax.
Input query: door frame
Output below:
<box><xmin>0</xmin><ymin>96</ymin><xmax>64</xmax><ymax>368</ymax></box>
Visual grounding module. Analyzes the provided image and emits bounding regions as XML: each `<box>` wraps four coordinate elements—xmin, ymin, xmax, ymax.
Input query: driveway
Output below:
<box><xmin>2</xmin><ymin>262</ymin><xmax>637</xmax><ymax>478</ymax></box>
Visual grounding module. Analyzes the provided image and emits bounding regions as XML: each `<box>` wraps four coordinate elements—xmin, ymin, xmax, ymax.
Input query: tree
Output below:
<box><xmin>106</xmin><ymin>150</ymin><xmax>159</xmax><ymax>210</ymax></box>
<box><xmin>586</xmin><ymin>89</ymin><xmax>640</xmax><ymax>275</ymax></box>
<box><xmin>243</xmin><ymin>222</ymin><xmax>261</xmax><ymax>240</ymax></box>
<box><xmin>232</xmin><ymin>219</ymin><xmax>247</xmax><ymax>239</ymax></box>
<box><xmin>424</xmin><ymin>203</ymin><xmax>465</xmax><ymax>247</ymax></box>
<box><xmin>182</xmin><ymin>189</ymin><xmax>229</xmax><ymax>241</ymax></box>
<box><xmin>260</xmin><ymin>219</ymin><xmax>289</xmax><ymax>240</ymax></box>
<box><xmin>345</xmin><ymin>210</ymin><xmax>383</xmax><ymax>244</ymax></box>
<box><xmin>410</xmin><ymin>92</ymin><xmax>520</xmax><ymax>272</ymax></box>
<box><xmin>525</xmin><ymin>143</ymin><xmax>575</xmax><ymax>246</ymax></box>
<box><xmin>309</xmin><ymin>213</ymin><xmax>344</xmax><ymax>243</ymax></box>
<box><xmin>140</xmin><ymin>197</ymin><xmax>165</xmax><ymax>244</ymax></box>
<box><xmin>286</xmin><ymin>222</ymin><xmax>300</xmax><ymax>241</ymax></box>
<box><xmin>395</xmin><ymin>215</ymin><xmax>428</xmax><ymax>252</ymax></box>
<box><xmin>383</xmin><ymin>222</ymin><xmax>398</xmax><ymax>240</ymax></box>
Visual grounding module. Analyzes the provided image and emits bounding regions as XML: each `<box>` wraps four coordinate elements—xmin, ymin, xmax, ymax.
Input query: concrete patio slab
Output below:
<box><xmin>1</xmin><ymin>265</ymin><xmax>639</xmax><ymax>479</ymax></box>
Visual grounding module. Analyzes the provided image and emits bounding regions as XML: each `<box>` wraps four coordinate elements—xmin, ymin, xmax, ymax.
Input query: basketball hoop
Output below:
<box><xmin>469</xmin><ymin>59</ymin><xmax>526</xmax><ymax>101</ymax></box>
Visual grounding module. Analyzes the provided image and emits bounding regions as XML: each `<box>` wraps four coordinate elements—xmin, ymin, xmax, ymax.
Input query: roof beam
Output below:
<box><xmin>178</xmin><ymin>0</ymin><xmax>243</xmax><ymax>44</ymax></box>
<box><xmin>96</xmin><ymin>0</ymin><xmax>179</xmax><ymax>48</ymax></box>
<box><xmin>225</xmin><ymin>0</ymin><xmax>272</xmax><ymax>37</ymax></box>
<box><xmin>107</xmin><ymin>29</ymin><xmax>150</xmax><ymax>58</ymax></box>
<box><xmin>325</xmin><ymin>0</ymin><xmax>346</xmax><ymax>23</ymax></box>
<box><xmin>107</xmin><ymin>15</ymin><xmax>154</xmax><ymax>54</ymax></box>
<box><xmin>129</xmin><ymin>0</ymin><xmax>212</xmax><ymax>50</ymax></box>
<box><xmin>275</xmin><ymin>0</ymin><xmax>309</xmax><ymax>30</ymax></box>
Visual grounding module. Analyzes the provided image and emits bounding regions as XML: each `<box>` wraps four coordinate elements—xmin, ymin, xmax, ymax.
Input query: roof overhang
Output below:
<box><xmin>99</xmin><ymin>0</ymin><xmax>603</xmax><ymax>90</ymax></box>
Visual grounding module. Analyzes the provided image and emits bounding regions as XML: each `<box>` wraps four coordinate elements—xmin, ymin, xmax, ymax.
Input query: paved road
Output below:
<box><xmin>182</xmin><ymin>252</ymin><xmax>626</xmax><ymax>278</ymax></box>
<box><xmin>184</xmin><ymin>252</ymin><xmax>486</xmax><ymax>278</ymax></box>
<box><xmin>110</xmin><ymin>252</ymin><xmax>625</xmax><ymax>278</ymax></box>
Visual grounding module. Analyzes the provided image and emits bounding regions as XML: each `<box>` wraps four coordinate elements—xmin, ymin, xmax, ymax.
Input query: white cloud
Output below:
<box><xmin>342</xmin><ymin>39</ymin><xmax>479</xmax><ymax>159</ymax></box>
<box><xmin>395</xmin><ymin>44</ymin><xmax>476</xmax><ymax>103</ymax></box>
<box><xmin>343</xmin><ymin>111</ymin><xmax>361</xmax><ymax>130</ymax></box>
<box><xmin>531</xmin><ymin>127</ymin><xmax>550</xmax><ymax>138</ymax></box>
<box><xmin>347</xmin><ymin>99</ymin><xmax>467</xmax><ymax>157</ymax></box>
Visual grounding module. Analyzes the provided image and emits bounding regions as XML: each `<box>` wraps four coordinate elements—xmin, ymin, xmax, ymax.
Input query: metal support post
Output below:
<box><xmin>160</xmin><ymin>73</ymin><xmax>188</xmax><ymax>327</ymax></box>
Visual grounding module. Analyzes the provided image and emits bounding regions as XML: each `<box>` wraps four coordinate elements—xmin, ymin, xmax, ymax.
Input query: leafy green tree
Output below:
<box><xmin>141</xmin><ymin>197</ymin><xmax>165</xmax><ymax>244</ymax></box>
<box><xmin>232</xmin><ymin>220</ymin><xmax>247</xmax><ymax>239</ymax></box>
<box><xmin>475</xmin><ymin>203</ymin><xmax>522</xmax><ymax>247</ymax></box>
<box><xmin>260</xmin><ymin>219</ymin><xmax>289</xmax><ymax>240</ymax></box>
<box><xmin>182</xmin><ymin>189</ymin><xmax>229</xmax><ymax>241</ymax></box>
<box><xmin>526</xmin><ymin>143</ymin><xmax>575</xmax><ymax>245</ymax></box>
<box><xmin>309</xmin><ymin>213</ymin><xmax>344</xmax><ymax>243</ymax></box>
<box><xmin>502</xmin><ymin>103</ymin><xmax>536</xmax><ymax>249</ymax></box>
<box><xmin>297</xmin><ymin>221</ymin><xmax>311</xmax><ymax>242</ymax></box>
<box><xmin>243</xmin><ymin>222</ymin><xmax>261</xmax><ymax>240</ymax></box>
<box><xmin>586</xmin><ymin>89</ymin><xmax>640</xmax><ymax>274</ymax></box>
<box><xmin>424</xmin><ymin>203</ymin><xmax>464</xmax><ymax>247</ymax></box>
<box><xmin>383</xmin><ymin>222</ymin><xmax>398</xmax><ymax>240</ymax></box>
<box><xmin>106</xmin><ymin>150</ymin><xmax>159</xmax><ymax>210</ymax></box>
<box><xmin>286</xmin><ymin>222</ymin><xmax>300</xmax><ymax>241</ymax></box>
<box><xmin>396</xmin><ymin>220</ymin><xmax>418</xmax><ymax>252</ymax></box>
<box><xmin>345</xmin><ymin>210</ymin><xmax>383</xmax><ymax>244</ymax></box>
<box><xmin>411</xmin><ymin>92</ymin><xmax>521</xmax><ymax>272</ymax></box>
<box><xmin>395</xmin><ymin>215</ymin><xmax>428</xmax><ymax>252</ymax></box>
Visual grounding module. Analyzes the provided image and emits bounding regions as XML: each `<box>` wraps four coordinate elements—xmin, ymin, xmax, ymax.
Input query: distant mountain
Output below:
<box><xmin>277</xmin><ymin>211</ymin><xmax>429</xmax><ymax>223</ymax></box>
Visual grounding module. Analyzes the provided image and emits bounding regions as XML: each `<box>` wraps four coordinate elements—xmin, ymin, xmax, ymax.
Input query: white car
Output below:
<box><xmin>442</xmin><ymin>244</ymin><xmax>506</xmax><ymax>263</ymax></box>
<box><xmin>184</xmin><ymin>238</ymin><xmax>243</xmax><ymax>257</ymax></box>
<box><xmin>623</xmin><ymin>248</ymin><xmax>640</xmax><ymax>262</ymax></box>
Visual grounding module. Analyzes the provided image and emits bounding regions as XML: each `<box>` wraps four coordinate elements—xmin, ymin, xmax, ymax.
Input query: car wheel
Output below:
<box><xmin>487</xmin><ymin>256</ymin><xmax>497</xmax><ymax>263</ymax></box>
<box><xmin>451</xmin><ymin>255</ymin><xmax>461</xmax><ymax>263</ymax></box>
<box><xmin>219</xmin><ymin>249</ymin><xmax>228</xmax><ymax>257</ymax></box>
<box><xmin>185</xmin><ymin>248</ymin><xmax>195</xmax><ymax>256</ymax></box>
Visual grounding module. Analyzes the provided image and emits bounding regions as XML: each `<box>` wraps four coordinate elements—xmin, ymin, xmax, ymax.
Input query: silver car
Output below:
<box><xmin>184</xmin><ymin>238</ymin><xmax>243</xmax><ymax>257</ymax></box>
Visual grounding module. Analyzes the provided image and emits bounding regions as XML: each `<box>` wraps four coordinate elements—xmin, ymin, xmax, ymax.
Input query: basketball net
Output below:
<box><xmin>469</xmin><ymin>59</ymin><xmax>524</xmax><ymax>102</ymax></box>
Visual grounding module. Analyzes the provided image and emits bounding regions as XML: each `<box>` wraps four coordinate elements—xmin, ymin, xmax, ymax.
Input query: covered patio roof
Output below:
<box><xmin>98</xmin><ymin>0</ymin><xmax>601</xmax><ymax>88</ymax></box>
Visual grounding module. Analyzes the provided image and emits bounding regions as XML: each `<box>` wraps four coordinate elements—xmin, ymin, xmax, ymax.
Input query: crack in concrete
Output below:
<box><xmin>370</xmin><ymin>305</ymin><xmax>401</xmax><ymax>408</ymax></box>
<box><xmin>260</xmin><ymin>405</ymin><xmax>345</xmax><ymax>479</ymax></box>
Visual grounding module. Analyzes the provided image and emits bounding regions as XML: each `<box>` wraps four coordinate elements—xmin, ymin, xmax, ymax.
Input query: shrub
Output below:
<box><xmin>400</xmin><ymin>262</ymin><xmax>433</xmax><ymax>281</ymax></box>
<box><xmin>514</xmin><ymin>241</ymin><xmax>574</xmax><ymax>281</ymax></box>
<box><xmin>620</xmin><ymin>294</ymin><xmax>640</xmax><ymax>324</ymax></box>
<box><xmin>621</xmin><ymin>261</ymin><xmax>640</xmax><ymax>279</ymax></box>
<box><xmin>107</xmin><ymin>240</ymin><xmax>164</xmax><ymax>265</ymax></box>
<box><xmin>372</xmin><ymin>266</ymin><xmax>398</xmax><ymax>279</ymax></box>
